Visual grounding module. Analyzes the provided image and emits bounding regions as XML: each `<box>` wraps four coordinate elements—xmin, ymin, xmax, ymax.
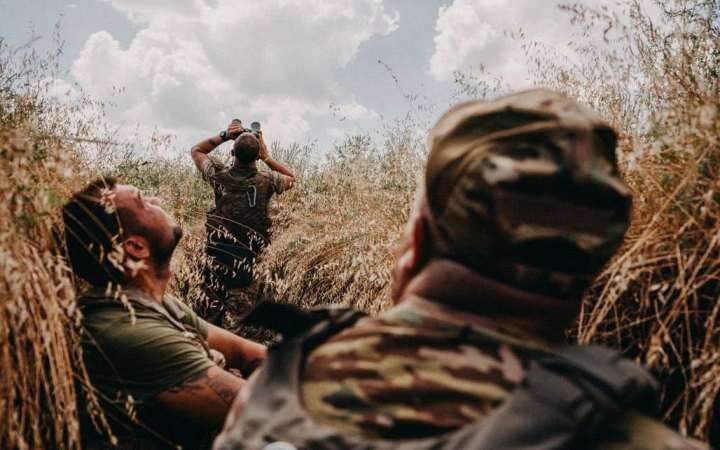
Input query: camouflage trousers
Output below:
<box><xmin>222</xmin><ymin>283</ymin><xmax>262</xmax><ymax>330</ymax></box>
<box><xmin>215</xmin><ymin>283</ymin><xmax>278</xmax><ymax>346</ymax></box>
<box><xmin>199</xmin><ymin>257</ymin><xmax>255</xmax><ymax>326</ymax></box>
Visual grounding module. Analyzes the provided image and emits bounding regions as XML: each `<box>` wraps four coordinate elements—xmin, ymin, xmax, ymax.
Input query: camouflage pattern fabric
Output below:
<box><xmin>300</xmin><ymin>296</ymin><xmax>707</xmax><ymax>449</ymax></box>
<box><xmin>301</xmin><ymin>295</ymin><xmax>551</xmax><ymax>439</ymax></box>
<box><xmin>424</xmin><ymin>88</ymin><xmax>633</xmax><ymax>298</ymax></box>
<box><xmin>205</xmin><ymin>162</ymin><xmax>283</xmax><ymax>247</ymax></box>
<box><xmin>222</xmin><ymin>283</ymin><xmax>263</xmax><ymax>330</ymax></box>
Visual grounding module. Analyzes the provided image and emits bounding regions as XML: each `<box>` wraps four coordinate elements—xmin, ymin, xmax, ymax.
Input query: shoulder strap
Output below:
<box><xmin>455</xmin><ymin>345</ymin><xmax>660</xmax><ymax>449</ymax></box>
<box><xmin>213</xmin><ymin>306</ymin><xmax>372</xmax><ymax>450</ymax></box>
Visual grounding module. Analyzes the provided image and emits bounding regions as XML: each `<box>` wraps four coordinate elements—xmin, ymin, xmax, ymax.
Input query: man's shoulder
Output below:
<box><xmin>82</xmin><ymin>305</ymin><xmax>165</xmax><ymax>345</ymax></box>
<box><xmin>301</xmin><ymin>309</ymin><xmax>534</xmax><ymax>438</ymax></box>
<box><xmin>199</xmin><ymin>157</ymin><xmax>226</xmax><ymax>180</ymax></box>
<box><xmin>308</xmin><ymin>305</ymin><xmax>540</xmax><ymax>367</ymax></box>
<box><xmin>81</xmin><ymin>295</ymin><xmax>213</xmax><ymax>380</ymax></box>
<box><xmin>252</xmin><ymin>169</ymin><xmax>278</xmax><ymax>187</ymax></box>
<box><xmin>79</xmin><ymin>292</ymin><xmax>133</xmax><ymax>329</ymax></box>
<box><xmin>213</xmin><ymin>167</ymin><xmax>267</xmax><ymax>188</ymax></box>
<box><xmin>596</xmin><ymin>413</ymin><xmax>707</xmax><ymax>450</ymax></box>
<box><xmin>80</xmin><ymin>293</ymin><xmax>180</xmax><ymax>345</ymax></box>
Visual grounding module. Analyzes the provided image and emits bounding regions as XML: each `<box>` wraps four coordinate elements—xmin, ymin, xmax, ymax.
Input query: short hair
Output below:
<box><xmin>233</xmin><ymin>133</ymin><xmax>260</xmax><ymax>164</ymax></box>
<box><xmin>62</xmin><ymin>177</ymin><xmax>124</xmax><ymax>286</ymax></box>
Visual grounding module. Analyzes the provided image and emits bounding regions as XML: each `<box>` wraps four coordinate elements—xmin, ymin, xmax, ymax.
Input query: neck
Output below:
<box><xmin>401</xmin><ymin>259</ymin><xmax>580</xmax><ymax>343</ymax></box>
<box><xmin>125</xmin><ymin>262</ymin><xmax>171</xmax><ymax>303</ymax></box>
<box><xmin>233</xmin><ymin>161</ymin><xmax>257</xmax><ymax>170</ymax></box>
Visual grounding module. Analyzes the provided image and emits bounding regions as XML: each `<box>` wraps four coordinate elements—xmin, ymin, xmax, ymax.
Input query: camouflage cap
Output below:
<box><xmin>425</xmin><ymin>88</ymin><xmax>632</xmax><ymax>298</ymax></box>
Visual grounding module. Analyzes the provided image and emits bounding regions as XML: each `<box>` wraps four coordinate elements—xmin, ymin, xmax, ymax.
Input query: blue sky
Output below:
<box><xmin>0</xmin><ymin>0</ymin><xmax>629</xmax><ymax>155</ymax></box>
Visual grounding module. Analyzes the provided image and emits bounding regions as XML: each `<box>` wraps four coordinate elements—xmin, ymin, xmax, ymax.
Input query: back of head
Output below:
<box><xmin>425</xmin><ymin>89</ymin><xmax>632</xmax><ymax>298</ymax></box>
<box><xmin>233</xmin><ymin>133</ymin><xmax>260</xmax><ymax>165</ymax></box>
<box><xmin>62</xmin><ymin>177</ymin><xmax>124</xmax><ymax>287</ymax></box>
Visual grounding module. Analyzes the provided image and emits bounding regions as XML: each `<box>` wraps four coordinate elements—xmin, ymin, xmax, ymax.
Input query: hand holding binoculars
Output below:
<box><xmin>232</xmin><ymin>118</ymin><xmax>262</xmax><ymax>137</ymax></box>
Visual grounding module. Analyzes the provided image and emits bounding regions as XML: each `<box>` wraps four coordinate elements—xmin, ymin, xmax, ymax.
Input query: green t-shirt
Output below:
<box><xmin>79</xmin><ymin>287</ymin><xmax>216</xmax><ymax>448</ymax></box>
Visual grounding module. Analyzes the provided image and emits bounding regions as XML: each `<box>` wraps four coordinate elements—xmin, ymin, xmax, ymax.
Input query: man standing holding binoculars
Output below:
<box><xmin>190</xmin><ymin>120</ymin><xmax>296</xmax><ymax>325</ymax></box>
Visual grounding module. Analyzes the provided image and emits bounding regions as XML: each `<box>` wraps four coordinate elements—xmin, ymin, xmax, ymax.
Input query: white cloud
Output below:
<box><xmin>42</xmin><ymin>77</ymin><xmax>79</xmax><ymax>100</ymax></box>
<box><xmin>428</xmin><ymin>0</ymin><xmax>659</xmax><ymax>88</ymax></box>
<box><xmin>327</xmin><ymin>127</ymin><xmax>347</xmax><ymax>140</ymax></box>
<box><xmin>429</xmin><ymin>0</ymin><xmax>570</xmax><ymax>87</ymax></box>
<box><xmin>330</xmin><ymin>99</ymin><xmax>380</xmax><ymax>122</ymax></box>
<box><xmin>71</xmin><ymin>0</ymin><xmax>398</xmax><ymax>148</ymax></box>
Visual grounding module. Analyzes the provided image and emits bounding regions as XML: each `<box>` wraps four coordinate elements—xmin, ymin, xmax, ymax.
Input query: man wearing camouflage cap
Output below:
<box><xmin>213</xmin><ymin>89</ymin><xmax>706</xmax><ymax>449</ymax></box>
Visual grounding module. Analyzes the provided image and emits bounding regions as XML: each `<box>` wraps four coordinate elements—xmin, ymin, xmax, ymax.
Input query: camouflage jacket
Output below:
<box><xmin>301</xmin><ymin>295</ymin><xmax>548</xmax><ymax>438</ymax></box>
<box><xmin>297</xmin><ymin>296</ymin><xmax>706</xmax><ymax>449</ymax></box>
<box><xmin>213</xmin><ymin>299</ymin><xmax>706</xmax><ymax>450</ymax></box>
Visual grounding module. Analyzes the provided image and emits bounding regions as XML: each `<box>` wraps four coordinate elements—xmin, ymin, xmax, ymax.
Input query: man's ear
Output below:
<box><xmin>408</xmin><ymin>215</ymin><xmax>430</xmax><ymax>271</ymax></box>
<box><xmin>397</xmin><ymin>215</ymin><xmax>429</xmax><ymax>273</ymax></box>
<box><xmin>123</xmin><ymin>235</ymin><xmax>151</xmax><ymax>261</ymax></box>
<box><xmin>390</xmin><ymin>214</ymin><xmax>430</xmax><ymax>302</ymax></box>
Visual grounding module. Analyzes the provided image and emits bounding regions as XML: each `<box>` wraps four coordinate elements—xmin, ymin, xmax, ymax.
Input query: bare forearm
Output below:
<box><xmin>191</xmin><ymin>134</ymin><xmax>227</xmax><ymax>170</ymax></box>
<box><xmin>263</xmin><ymin>157</ymin><xmax>295</xmax><ymax>178</ymax></box>
<box><xmin>156</xmin><ymin>366</ymin><xmax>245</xmax><ymax>426</ymax></box>
<box><xmin>221</xmin><ymin>333</ymin><xmax>266</xmax><ymax>372</ymax></box>
<box><xmin>207</xmin><ymin>324</ymin><xmax>267</xmax><ymax>374</ymax></box>
<box><xmin>191</xmin><ymin>134</ymin><xmax>225</xmax><ymax>155</ymax></box>
<box><xmin>228</xmin><ymin>338</ymin><xmax>266</xmax><ymax>375</ymax></box>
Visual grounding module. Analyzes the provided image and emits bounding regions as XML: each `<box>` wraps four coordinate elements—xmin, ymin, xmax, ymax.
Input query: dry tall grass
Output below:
<box><xmin>0</xmin><ymin>1</ymin><xmax>718</xmax><ymax>448</ymax></box>
<box><xmin>521</xmin><ymin>0</ymin><xmax>719</xmax><ymax>437</ymax></box>
<box><xmin>0</xmin><ymin>38</ymin><xmax>114</xmax><ymax>449</ymax></box>
<box><xmin>252</xmin><ymin>129</ymin><xmax>423</xmax><ymax>315</ymax></box>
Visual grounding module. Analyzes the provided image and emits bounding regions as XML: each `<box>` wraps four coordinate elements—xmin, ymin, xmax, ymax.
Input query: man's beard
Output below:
<box><xmin>153</xmin><ymin>225</ymin><xmax>183</xmax><ymax>265</ymax></box>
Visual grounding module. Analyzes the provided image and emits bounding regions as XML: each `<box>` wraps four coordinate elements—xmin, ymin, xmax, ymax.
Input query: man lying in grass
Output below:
<box><xmin>62</xmin><ymin>177</ymin><xmax>266</xmax><ymax>449</ymax></box>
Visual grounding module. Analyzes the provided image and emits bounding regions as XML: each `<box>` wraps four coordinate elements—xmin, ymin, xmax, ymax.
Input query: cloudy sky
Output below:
<box><xmin>0</xmin><ymin>0</ymin><xmax>625</xmax><ymax>154</ymax></box>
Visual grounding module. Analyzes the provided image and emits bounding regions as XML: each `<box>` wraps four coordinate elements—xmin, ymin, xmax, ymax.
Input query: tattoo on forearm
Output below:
<box><xmin>207</xmin><ymin>377</ymin><xmax>239</xmax><ymax>405</ymax></box>
<box><xmin>167</xmin><ymin>370</ymin><xmax>209</xmax><ymax>394</ymax></box>
<box><xmin>166</xmin><ymin>369</ymin><xmax>241</xmax><ymax>405</ymax></box>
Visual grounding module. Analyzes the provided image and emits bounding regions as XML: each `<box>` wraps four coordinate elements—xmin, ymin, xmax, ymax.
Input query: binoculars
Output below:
<box><xmin>233</xmin><ymin>119</ymin><xmax>262</xmax><ymax>137</ymax></box>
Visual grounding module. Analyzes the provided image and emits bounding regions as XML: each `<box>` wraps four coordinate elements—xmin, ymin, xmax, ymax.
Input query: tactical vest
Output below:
<box><xmin>207</xmin><ymin>166</ymin><xmax>275</xmax><ymax>251</ymax></box>
<box><xmin>213</xmin><ymin>305</ymin><xmax>701</xmax><ymax>450</ymax></box>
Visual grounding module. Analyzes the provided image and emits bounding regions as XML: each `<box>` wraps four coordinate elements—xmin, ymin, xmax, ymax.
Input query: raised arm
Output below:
<box><xmin>190</xmin><ymin>121</ymin><xmax>245</xmax><ymax>171</ymax></box>
<box><xmin>258</xmin><ymin>133</ymin><xmax>296</xmax><ymax>191</ymax></box>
